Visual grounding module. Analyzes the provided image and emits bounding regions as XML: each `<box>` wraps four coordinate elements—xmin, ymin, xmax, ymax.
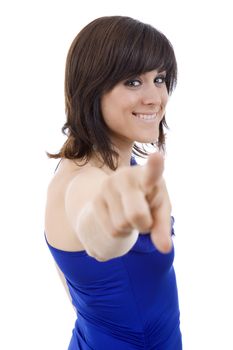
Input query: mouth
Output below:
<box><xmin>132</xmin><ymin>112</ymin><xmax>157</xmax><ymax>121</ymax></box>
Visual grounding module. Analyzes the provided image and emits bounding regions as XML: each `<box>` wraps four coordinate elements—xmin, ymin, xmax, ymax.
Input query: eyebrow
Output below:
<box><xmin>123</xmin><ymin>70</ymin><xmax>167</xmax><ymax>81</ymax></box>
<box><xmin>157</xmin><ymin>70</ymin><xmax>167</xmax><ymax>74</ymax></box>
<box><xmin>138</xmin><ymin>71</ymin><xmax>167</xmax><ymax>78</ymax></box>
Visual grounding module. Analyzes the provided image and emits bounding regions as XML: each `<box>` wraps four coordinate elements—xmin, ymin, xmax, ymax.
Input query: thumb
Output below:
<box><xmin>141</xmin><ymin>152</ymin><xmax>164</xmax><ymax>194</ymax></box>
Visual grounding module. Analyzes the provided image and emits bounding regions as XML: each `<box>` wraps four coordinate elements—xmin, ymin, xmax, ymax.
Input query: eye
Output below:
<box><xmin>154</xmin><ymin>76</ymin><xmax>167</xmax><ymax>85</ymax></box>
<box><xmin>124</xmin><ymin>79</ymin><xmax>141</xmax><ymax>88</ymax></box>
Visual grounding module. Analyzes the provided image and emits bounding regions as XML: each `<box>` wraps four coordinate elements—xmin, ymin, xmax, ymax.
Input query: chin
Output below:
<box><xmin>135</xmin><ymin>135</ymin><xmax>159</xmax><ymax>144</ymax></box>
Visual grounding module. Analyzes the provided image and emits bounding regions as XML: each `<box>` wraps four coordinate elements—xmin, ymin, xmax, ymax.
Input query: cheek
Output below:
<box><xmin>100</xmin><ymin>97</ymin><xmax>120</xmax><ymax>130</ymax></box>
<box><xmin>100</xmin><ymin>95</ymin><xmax>113</xmax><ymax>124</ymax></box>
<box><xmin>101</xmin><ymin>90</ymin><xmax>120</xmax><ymax>114</ymax></box>
<box><xmin>101</xmin><ymin>92</ymin><xmax>135</xmax><ymax>121</ymax></box>
<box><xmin>162</xmin><ymin>88</ymin><xmax>169</xmax><ymax>105</ymax></box>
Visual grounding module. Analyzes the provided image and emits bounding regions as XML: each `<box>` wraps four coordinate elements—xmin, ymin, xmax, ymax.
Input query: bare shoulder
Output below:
<box><xmin>65</xmin><ymin>164</ymin><xmax>108</xmax><ymax>205</ymax></box>
<box><xmin>64</xmin><ymin>163</ymin><xmax>109</xmax><ymax>230</ymax></box>
<box><xmin>45</xmin><ymin>159</ymin><xmax>108</xmax><ymax>252</ymax></box>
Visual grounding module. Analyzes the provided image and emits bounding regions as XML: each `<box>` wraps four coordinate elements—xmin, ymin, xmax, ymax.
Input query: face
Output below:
<box><xmin>101</xmin><ymin>70</ymin><xmax>169</xmax><ymax>148</ymax></box>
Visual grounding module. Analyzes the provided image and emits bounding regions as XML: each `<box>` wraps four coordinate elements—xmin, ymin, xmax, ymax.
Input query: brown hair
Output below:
<box><xmin>47</xmin><ymin>16</ymin><xmax>177</xmax><ymax>170</ymax></box>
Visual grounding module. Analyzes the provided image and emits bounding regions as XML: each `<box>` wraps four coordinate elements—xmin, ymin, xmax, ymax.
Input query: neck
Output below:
<box><xmin>117</xmin><ymin>150</ymin><xmax>133</xmax><ymax>167</ymax></box>
<box><xmin>91</xmin><ymin>142</ymin><xmax>134</xmax><ymax>173</ymax></box>
<box><xmin>111</xmin><ymin>137</ymin><xmax>134</xmax><ymax>167</ymax></box>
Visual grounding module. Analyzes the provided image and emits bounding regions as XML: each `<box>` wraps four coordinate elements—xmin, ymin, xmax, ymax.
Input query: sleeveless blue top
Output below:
<box><xmin>45</xmin><ymin>157</ymin><xmax>182</xmax><ymax>349</ymax></box>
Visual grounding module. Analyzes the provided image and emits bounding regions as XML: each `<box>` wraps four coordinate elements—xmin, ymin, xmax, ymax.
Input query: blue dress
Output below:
<box><xmin>45</xmin><ymin>158</ymin><xmax>182</xmax><ymax>349</ymax></box>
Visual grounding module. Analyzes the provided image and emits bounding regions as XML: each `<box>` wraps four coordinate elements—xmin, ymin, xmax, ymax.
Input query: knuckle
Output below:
<box><xmin>110</xmin><ymin>225</ymin><xmax>131</xmax><ymax>237</ymax></box>
<box><xmin>115</xmin><ymin>221</ymin><xmax>131</xmax><ymax>233</ymax></box>
<box><xmin>129</xmin><ymin>210</ymin><xmax>145</xmax><ymax>224</ymax></box>
<box><xmin>109</xmin><ymin>227</ymin><xmax>119</xmax><ymax>237</ymax></box>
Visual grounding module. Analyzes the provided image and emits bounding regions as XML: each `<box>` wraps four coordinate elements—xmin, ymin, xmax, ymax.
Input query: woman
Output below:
<box><xmin>45</xmin><ymin>15</ymin><xmax>182</xmax><ymax>349</ymax></box>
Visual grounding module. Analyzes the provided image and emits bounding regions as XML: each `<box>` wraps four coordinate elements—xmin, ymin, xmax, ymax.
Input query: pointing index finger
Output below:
<box><xmin>141</xmin><ymin>152</ymin><xmax>164</xmax><ymax>194</ymax></box>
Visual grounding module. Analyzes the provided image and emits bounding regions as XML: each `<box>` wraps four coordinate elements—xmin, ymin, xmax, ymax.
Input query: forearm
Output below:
<box><xmin>76</xmin><ymin>202</ymin><xmax>139</xmax><ymax>261</ymax></box>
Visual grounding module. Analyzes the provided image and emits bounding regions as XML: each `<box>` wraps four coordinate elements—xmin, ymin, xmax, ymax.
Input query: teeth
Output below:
<box><xmin>133</xmin><ymin>113</ymin><xmax>157</xmax><ymax>120</ymax></box>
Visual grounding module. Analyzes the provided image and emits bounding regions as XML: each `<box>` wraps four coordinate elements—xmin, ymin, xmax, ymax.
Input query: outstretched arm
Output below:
<box><xmin>65</xmin><ymin>152</ymin><xmax>172</xmax><ymax>261</ymax></box>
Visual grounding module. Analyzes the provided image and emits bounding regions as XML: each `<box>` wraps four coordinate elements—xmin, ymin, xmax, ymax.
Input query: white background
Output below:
<box><xmin>0</xmin><ymin>0</ymin><xmax>232</xmax><ymax>349</ymax></box>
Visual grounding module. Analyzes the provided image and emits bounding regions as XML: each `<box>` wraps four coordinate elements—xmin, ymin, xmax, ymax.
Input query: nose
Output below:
<box><xmin>141</xmin><ymin>84</ymin><xmax>164</xmax><ymax>108</ymax></box>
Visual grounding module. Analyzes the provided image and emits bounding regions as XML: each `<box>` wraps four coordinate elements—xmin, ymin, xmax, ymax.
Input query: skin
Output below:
<box><xmin>85</xmin><ymin>153</ymin><xmax>173</xmax><ymax>259</ymax></box>
<box><xmin>85</xmin><ymin>69</ymin><xmax>172</xmax><ymax>256</ymax></box>
<box><xmin>100</xmin><ymin>69</ymin><xmax>168</xmax><ymax>167</ymax></box>
<box><xmin>45</xmin><ymin>69</ymin><xmax>172</xmax><ymax>264</ymax></box>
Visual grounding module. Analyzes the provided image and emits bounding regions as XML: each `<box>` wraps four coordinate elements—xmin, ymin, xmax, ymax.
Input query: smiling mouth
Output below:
<box><xmin>132</xmin><ymin>113</ymin><xmax>157</xmax><ymax>120</ymax></box>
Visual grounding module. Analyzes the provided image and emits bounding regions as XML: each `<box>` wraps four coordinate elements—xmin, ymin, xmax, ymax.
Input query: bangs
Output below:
<box><xmin>105</xmin><ymin>19</ymin><xmax>177</xmax><ymax>94</ymax></box>
<box><xmin>58</xmin><ymin>16</ymin><xmax>177</xmax><ymax>169</ymax></box>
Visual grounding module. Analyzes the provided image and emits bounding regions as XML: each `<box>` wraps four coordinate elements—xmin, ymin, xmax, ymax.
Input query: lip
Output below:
<box><xmin>133</xmin><ymin>112</ymin><xmax>157</xmax><ymax>115</ymax></box>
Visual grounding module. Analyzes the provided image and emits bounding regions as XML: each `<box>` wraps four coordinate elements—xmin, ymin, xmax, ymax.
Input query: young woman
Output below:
<box><xmin>45</xmin><ymin>15</ymin><xmax>182</xmax><ymax>349</ymax></box>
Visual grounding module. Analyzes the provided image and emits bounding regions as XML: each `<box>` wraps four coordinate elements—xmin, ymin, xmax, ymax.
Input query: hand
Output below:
<box><xmin>93</xmin><ymin>152</ymin><xmax>172</xmax><ymax>253</ymax></box>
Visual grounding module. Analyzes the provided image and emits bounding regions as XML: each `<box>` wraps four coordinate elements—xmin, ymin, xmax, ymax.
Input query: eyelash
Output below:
<box><xmin>124</xmin><ymin>76</ymin><xmax>167</xmax><ymax>87</ymax></box>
